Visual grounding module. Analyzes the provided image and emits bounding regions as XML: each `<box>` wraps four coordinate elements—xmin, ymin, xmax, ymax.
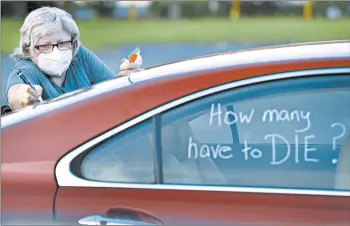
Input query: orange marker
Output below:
<box><xmin>129</xmin><ymin>53</ymin><xmax>138</xmax><ymax>63</ymax></box>
<box><xmin>128</xmin><ymin>47</ymin><xmax>141</xmax><ymax>63</ymax></box>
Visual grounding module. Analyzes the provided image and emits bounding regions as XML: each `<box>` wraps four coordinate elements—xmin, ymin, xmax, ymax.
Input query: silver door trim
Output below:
<box><xmin>55</xmin><ymin>67</ymin><xmax>350</xmax><ymax>197</ymax></box>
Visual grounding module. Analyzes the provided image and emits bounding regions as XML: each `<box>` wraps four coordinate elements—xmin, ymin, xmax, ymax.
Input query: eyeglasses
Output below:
<box><xmin>35</xmin><ymin>40</ymin><xmax>73</xmax><ymax>53</ymax></box>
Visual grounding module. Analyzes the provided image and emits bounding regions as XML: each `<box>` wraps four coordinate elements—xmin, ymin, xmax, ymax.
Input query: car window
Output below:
<box><xmin>80</xmin><ymin>119</ymin><xmax>155</xmax><ymax>183</ymax></box>
<box><xmin>160</xmin><ymin>75</ymin><xmax>350</xmax><ymax>190</ymax></box>
<box><xmin>234</xmin><ymin>89</ymin><xmax>349</xmax><ymax>145</ymax></box>
<box><xmin>188</xmin><ymin>109</ymin><xmax>233</xmax><ymax>144</ymax></box>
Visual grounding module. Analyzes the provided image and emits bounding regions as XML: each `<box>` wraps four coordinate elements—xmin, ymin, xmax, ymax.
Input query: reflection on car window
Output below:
<box><xmin>80</xmin><ymin>119</ymin><xmax>155</xmax><ymax>183</ymax></box>
<box><xmin>160</xmin><ymin>75</ymin><xmax>350</xmax><ymax>191</ymax></box>
<box><xmin>189</xmin><ymin>109</ymin><xmax>233</xmax><ymax>144</ymax></box>
<box><xmin>234</xmin><ymin>89</ymin><xmax>350</xmax><ymax>145</ymax></box>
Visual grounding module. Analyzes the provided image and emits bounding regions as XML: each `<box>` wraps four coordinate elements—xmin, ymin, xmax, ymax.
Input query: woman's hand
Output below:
<box><xmin>7</xmin><ymin>84</ymin><xmax>43</xmax><ymax>110</ymax></box>
<box><xmin>118</xmin><ymin>58</ymin><xmax>142</xmax><ymax>77</ymax></box>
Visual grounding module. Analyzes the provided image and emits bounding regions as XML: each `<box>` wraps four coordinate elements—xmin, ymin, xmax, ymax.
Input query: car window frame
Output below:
<box><xmin>55</xmin><ymin>67</ymin><xmax>350</xmax><ymax>197</ymax></box>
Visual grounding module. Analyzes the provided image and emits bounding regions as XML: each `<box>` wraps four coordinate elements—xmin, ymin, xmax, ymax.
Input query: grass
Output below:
<box><xmin>1</xmin><ymin>17</ymin><xmax>350</xmax><ymax>54</ymax></box>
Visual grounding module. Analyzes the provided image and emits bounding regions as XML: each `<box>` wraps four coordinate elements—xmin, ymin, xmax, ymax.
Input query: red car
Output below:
<box><xmin>2</xmin><ymin>40</ymin><xmax>350</xmax><ymax>226</ymax></box>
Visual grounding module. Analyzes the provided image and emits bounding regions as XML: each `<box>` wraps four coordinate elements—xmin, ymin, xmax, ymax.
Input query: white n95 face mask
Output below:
<box><xmin>37</xmin><ymin>48</ymin><xmax>73</xmax><ymax>77</ymax></box>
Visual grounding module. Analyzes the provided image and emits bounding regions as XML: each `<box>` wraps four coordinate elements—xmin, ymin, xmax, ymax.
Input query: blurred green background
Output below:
<box><xmin>2</xmin><ymin>1</ymin><xmax>350</xmax><ymax>54</ymax></box>
<box><xmin>1</xmin><ymin>0</ymin><xmax>350</xmax><ymax>105</ymax></box>
<box><xmin>2</xmin><ymin>17</ymin><xmax>350</xmax><ymax>54</ymax></box>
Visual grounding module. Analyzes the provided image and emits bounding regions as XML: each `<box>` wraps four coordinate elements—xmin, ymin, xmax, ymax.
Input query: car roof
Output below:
<box><xmin>2</xmin><ymin>40</ymin><xmax>349</xmax><ymax>128</ymax></box>
<box><xmin>130</xmin><ymin>40</ymin><xmax>350</xmax><ymax>83</ymax></box>
<box><xmin>145</xmin><ymin>40</ymin><xmax>349</xmax><ymax>70</ymax></box>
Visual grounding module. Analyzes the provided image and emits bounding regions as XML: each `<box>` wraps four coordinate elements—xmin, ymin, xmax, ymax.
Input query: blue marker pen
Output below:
<box><xmin>17</xmin><ymin>71</ymin><xmax>43</xmax><ymax>102</ymax></box>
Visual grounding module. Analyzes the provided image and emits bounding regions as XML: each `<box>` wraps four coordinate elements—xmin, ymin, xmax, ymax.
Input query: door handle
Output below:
<box><xmin>78</xmin><ymin>214</ymin><xmax>157</xmax><ymax>225</ymax></box>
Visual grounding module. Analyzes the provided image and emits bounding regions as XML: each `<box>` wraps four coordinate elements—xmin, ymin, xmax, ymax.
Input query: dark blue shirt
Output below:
<box><xmin>6</xmin><ymin>45</ymin><xmax>116</xmax><ymax>100</ymax></box>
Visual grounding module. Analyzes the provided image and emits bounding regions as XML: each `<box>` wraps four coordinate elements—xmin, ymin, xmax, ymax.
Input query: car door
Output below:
<box><xmin>54</xmin><ymin>68</ymin><xmax>350</xmax><ymax>225</ymax></box>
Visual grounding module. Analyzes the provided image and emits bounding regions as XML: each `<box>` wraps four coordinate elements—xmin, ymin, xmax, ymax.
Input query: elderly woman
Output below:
<box><xmin>6</xmin><ymin>6</ymin><xmax>140</xmax><ymax>110</ymax></box>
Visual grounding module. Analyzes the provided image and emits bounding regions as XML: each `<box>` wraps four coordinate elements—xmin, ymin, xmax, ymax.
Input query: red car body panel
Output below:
<box><xmin>55</xmin><ymin>188</ymin><xmax>350</xmax><ymax>225</ymax></box>
<box><xmin>2</xmin><ymin>41</ymin><xmax>350</xmax><ymax>225</ymax></box>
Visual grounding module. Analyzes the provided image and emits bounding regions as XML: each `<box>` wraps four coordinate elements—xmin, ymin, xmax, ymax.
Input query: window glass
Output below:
<box><xmin>234</xmin><ymin>90</ymin><xmax>350</xmax><ymax>145</ymax></box>
<box><xmin>80</xmin><ymin>119</ymin><xmax>155</xmax><ymax>183</ymax></box>
<box><xmin>160</xmin><ymin>75</ymin><xmax>350</xmax><ymax>190</ymax></box>
<box><xmin>189</xmin><ymin>109</ymin><xmax>233</xmax><ymax>144</ymax></box>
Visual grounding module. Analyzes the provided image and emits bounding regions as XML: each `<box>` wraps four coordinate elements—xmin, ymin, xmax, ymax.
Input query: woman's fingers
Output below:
<box><xmin>19</xmin><ymin>85</ymin><xmax>41</xmax><ymax>107</ymax></box>
<box><xmin>8</xmin><ymin>84</ymin><xmax>43</xmax><ymax>110</ymax></box>
<box><xmin>120</xmin><ymin>58</ymin><xmax>127</xmax><ymax>64</ymax></box>
<box><xmin>121</xmin><ymin>63</ymin><xmax>139</xmax><ymax>71</ymax></box>
<box><xmin>19</xmin><ymin>96</ymin><xmax>39</xmax><ymax>107</ymax></box>
<box><xmin>128</xmin><ymin>62</ymin><xmax>141</xmax><ymax>70</ymax></box>
<box><xmin>23</xmin><ymin>91</ymin><xmax>40</xmax><ymax>103</ymax></box>
<box><xmin>118</xmin><ymin>68</ymin><xmax>142</xmax><ymax>77</ymax></box>
<box><xmin>28</xmin><ymin>93</ymin><xmax>40</xmax><ymax>103</ymax></box>
<box><xmin>118</xmin><ymin>70</ymin><xmax>131</xmax><ymax>77</ymax></box>
<box><xmin>119</xmin><ymin>54</ymin><xmax>143</xmax><ymax>76</ymax></box>
<box><xmin>120</xmin><ymin>57</ymin><xmax>142</xmax><ymax>71</ymax></box>
<box><xmin>33</xmin><ymin>85</ymin><xmax>43</xmax><ymax>97</ymax></box>
<box><xmin>25</xmin><ymin>85</ymin><xmax>37</xmax><ymax>97</ymax></box>
<box><xmin>19</xmin><ymin>97</ymin><xmax>30</xmax><ymax>107</ymax></box>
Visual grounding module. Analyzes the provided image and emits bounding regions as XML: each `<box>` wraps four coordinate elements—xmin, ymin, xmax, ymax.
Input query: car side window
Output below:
<box><xmin>160</xmin><ymin>75</ymin><xmax>350</xmax><ymax>190</ymax></box>
<box><xmin>80</xmin><ymin>119</ymin><xmax>155</xmax><ymax>183</ymax></box>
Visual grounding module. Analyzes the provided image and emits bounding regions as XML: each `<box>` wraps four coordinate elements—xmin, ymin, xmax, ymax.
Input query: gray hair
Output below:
<box><xmin>10</xmin><ymin>6</ymin><xmax>81</xmax><ymax>60</ymax></box>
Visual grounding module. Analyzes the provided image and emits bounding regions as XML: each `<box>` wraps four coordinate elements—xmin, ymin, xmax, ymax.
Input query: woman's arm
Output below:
<box><xmin>80</xmin><ymin>46</ymin><xmax>116</xmax><ymax>84</ymax></box>
<box><xmin>81</xmin><ymin>46</ymin><xmax>143</xmax><ymax>84</ymax></box>
<box><xmin>6</xmin><ymin>69</ymin><xmax>42</xmax><ymax>110</ymax></box>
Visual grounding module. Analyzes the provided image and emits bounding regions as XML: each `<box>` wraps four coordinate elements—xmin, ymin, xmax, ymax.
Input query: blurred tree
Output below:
<box><xmin>1</xmin><ymin>1</ymin><xmax>58</xmax><ymax>19</ymax></box>
<box><xmin>240</xmin><ymin>1</ymin><xmax>279</xmax><ymax>16</ymax></box>
<box><xmin>1</xmin><ymin>1</ymin><xmax>27</xmax><ymax>18</ymax></box>
<box><xmin>28</xmin><ymin>1</ymin><xmax>57</xmax><ymax>13</ymax></box>
<box><xmin>217</xmin><ymin>1</ymin><xmax>232</xmax><ymax>18</ymax></box>
<box><xmin>150</xmin><ymin>1</ymin><xmax>225</xmax><ymax>18</ymax></box>
<box><xmin>60</xmin><ymin>1</ymin><xmax>76</xmax><ymax>16</ymax></box>
<box><xmin>314</xmin><ymin>1</ymin><xmax>350</xmax><ymax>18</ymax></box>
<box><xmin>148</xmin><ymin>0</ymin><xmax>349</xmax><ymax>19</ymax></box>
<box><xmin>149</xmin><ymin>1</ymin><xmax>169</xmax><ymax>18</ymax></box>
<box><xmin>181</xmin><ymin>1</ymin><xmax>207</xmax><ymax>18</ymax></box>
<box><xmin>12</xmin><ymin>2</ymin><xmax>27</xmax><ymax>19</ymax></box>
<box><xmin>94</xmin><ymin>1</ymin><xmax>115</xmax><ymax>18</ymax></box>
